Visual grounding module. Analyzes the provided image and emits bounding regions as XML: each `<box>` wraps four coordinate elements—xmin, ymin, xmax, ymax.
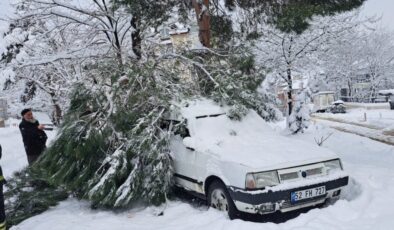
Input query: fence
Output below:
<box><xmin>340</xmin><ymin>96</ymin><xmax>389</xmax><ymax>103</ymax></box>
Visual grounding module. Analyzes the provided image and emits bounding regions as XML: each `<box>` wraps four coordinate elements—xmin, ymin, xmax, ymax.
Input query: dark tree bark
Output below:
<box><xmin>131</xmin><ymin>16</ymin><xmax>142</xmax><ymax>59</ymax></box>
<box><xmin>50</xmin><ymin>92</ymin><xmax>62</xmax><ymax>125</ymax></box>
<box><xmin>192</xmin><ymin>0</ymin><xmax>211</xmax><ymax>48</ymax></box>
<box><xmin>287</xmin><ymin>67</ymin><xmax>293</xmax><ymax>116</ymax></box>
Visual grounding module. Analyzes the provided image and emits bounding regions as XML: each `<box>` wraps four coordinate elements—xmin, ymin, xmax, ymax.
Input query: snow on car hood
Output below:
<box><xmin>186</xmin><ymin>111</ymin><xmax>338</xmax><ymax>171</ymax></box>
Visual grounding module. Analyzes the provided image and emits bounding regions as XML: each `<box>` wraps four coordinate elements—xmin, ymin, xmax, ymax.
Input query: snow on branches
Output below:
<box><xmin>34</xmin><ymin>43</ymin><xmax>281</xmax><ymax>208</ymax></box>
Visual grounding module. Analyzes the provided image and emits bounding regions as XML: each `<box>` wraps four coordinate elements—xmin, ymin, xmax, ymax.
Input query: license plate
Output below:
<box><xmin>291</xmin><ymin>186</ymin><xmax>326</xmax><ymax>203</ymax></box>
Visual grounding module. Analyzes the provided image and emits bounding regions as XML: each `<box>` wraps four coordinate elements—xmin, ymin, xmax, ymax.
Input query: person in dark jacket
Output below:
<box><xmin>0</xmin><ymin>145</ymin><xmax>6</xmax><ymax>230</ymax></box>
<box><xmin>19</xmin><ymin>109</ymin><xmax>48</xmax><ymax>165</ymax></box>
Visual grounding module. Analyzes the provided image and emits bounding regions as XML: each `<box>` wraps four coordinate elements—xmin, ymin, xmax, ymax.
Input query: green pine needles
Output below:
<box><xmin>195</xmin><ymin>47</ymin><xmax>280</xmax><ymax>121</ymax></box>
<box><xmin>4</xmin><ymin>169</ymin><xmax>68</xmax><ymax>228</ymax></box>
<box><xmin>36</xmin><ymin>76</ymin><xmax>174</xmax><ymax>208</ymax></box>
<box><xmin>34</xmin><ymin>47</ymin><xmax>280</xmax><ymax>209</ymax></box>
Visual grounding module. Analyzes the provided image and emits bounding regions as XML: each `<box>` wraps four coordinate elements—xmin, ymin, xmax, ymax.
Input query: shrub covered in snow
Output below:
<box><xmin>288</xmin><ymin>89</ymin><xmax>311</xmax><ymax>134</ymax></box>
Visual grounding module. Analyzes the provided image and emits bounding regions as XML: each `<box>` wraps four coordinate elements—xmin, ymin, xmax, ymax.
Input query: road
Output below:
<box><xmin>312</xmin><ymin>116</ymin><xmax>394</xmax><ymax>146</ymax></box>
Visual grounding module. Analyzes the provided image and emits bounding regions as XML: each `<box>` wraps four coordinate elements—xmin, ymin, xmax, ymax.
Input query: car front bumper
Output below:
<box><xmin>228</xmin><ymin>176</ymin><xmax>349</xmax><ymax>214</ymax></box>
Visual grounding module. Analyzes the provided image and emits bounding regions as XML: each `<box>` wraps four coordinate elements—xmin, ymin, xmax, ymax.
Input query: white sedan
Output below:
<box><xmin>168</xmin><ymin>99</ymin><xmax>349</xmax><ymax>219</ymax></box>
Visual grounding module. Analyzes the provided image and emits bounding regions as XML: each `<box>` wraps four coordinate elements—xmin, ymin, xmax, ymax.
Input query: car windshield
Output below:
<box><xmin>192</xmin><ymin>111</ymin><xmax>271</xmax><ymax>141</ymax></box>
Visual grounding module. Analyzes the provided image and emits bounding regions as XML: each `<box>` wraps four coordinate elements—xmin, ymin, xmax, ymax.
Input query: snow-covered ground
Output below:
<box><xmin>314</xmin><ymin>107</ymin><xmax>394</xmax><ymax>131</ymax></box>
<box><xmin>0</xmin><ymin>109</ymin><xmax>391</xmax><ymax>230</ymax></box>
<box><xmin>1</xmin><ymin>118</ymin><xmax>57</xmax><ymax>178</ymax></box>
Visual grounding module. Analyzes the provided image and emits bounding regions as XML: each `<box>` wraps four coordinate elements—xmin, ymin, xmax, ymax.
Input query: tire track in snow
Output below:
<box><xmin>312</xmin><ymin>118</ymin><xmax>394</xmax><ymax>146</ymax></box>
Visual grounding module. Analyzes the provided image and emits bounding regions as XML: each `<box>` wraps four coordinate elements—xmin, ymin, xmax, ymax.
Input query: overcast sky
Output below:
<box><xmin>361</xmin><ymin>0</ymin><xmax>394</xmax><ymax>30</ymax></box>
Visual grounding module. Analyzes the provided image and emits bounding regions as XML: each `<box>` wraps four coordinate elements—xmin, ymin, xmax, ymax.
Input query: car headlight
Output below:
<box><xmin>245</xmin><ymin>171</ymin><xmax>279</xmax><ymax>189</ymax></box>
<box><xmin>324</xmin><ymin>159</ymin><xmax>343</xmax><ymax>175</ymax></box>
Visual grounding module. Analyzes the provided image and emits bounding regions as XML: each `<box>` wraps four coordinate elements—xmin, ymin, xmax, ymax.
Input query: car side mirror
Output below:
<box><xmin>183</xmin><ymin>137</ymin><xmax>196</xmax><ymax>151</ymax></box>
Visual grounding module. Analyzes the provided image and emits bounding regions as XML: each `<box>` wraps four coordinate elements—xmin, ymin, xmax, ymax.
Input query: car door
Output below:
<box><xmin>169</xmin><ymin>121</ymin><xmax>202</xmax><ymax>192</ymax></box>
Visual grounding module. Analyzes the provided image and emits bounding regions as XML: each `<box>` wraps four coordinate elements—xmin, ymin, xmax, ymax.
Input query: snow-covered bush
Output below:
<box><xmin>288</xmin><ymin>89</ymin><xmax>311</xmax><ymax>134</ymax></box>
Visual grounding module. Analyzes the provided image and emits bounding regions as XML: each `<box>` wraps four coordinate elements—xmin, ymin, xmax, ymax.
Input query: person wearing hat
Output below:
<box><xmin>19</xmin><ymin>109</ymin><xmax>48</xmax><ymax>165</ymax></box>
<box><xmin>0</xmin><ymin>145</ymin><xmax>6</xmax><ymax>230</ymax></box>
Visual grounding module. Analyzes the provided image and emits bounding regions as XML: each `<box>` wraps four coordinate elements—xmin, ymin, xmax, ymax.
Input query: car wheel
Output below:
<box><xmin>207</xmin><ymin>180</ymin><xmax>238</xmax><ymax>219</ymax></box>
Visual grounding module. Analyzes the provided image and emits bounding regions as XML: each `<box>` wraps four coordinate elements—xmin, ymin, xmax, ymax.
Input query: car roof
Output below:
<box><xmin>168</xmin><ymin>98</ymin><xmax>227</xmax><ymax>121</ymax></box>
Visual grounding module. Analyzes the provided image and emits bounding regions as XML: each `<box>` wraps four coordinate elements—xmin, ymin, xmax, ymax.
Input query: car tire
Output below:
<box><xmin>207</xmin><ymin>180</ymin><xmax>238</xmax><ymax>219</ymax></box>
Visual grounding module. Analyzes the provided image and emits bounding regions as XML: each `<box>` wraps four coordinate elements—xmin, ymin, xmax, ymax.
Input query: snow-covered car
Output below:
<box><xmin>327</xmin><ymin>100</ymin><xmax>346</xmax><ymax>114</ymax></box>
<box><xmin>168</xmin><ymin>99</ymin><xmax>349</xmax><ymax>219</ymax></box>
<box><xmin>389</xmin><ymin>95</ymin><xmax>394</xmax><ymax>110</ymax></box>
<box><xmin>378</xmin><ymin>90</ymin><xmax>394</xmax><ymax>110</ymax></box>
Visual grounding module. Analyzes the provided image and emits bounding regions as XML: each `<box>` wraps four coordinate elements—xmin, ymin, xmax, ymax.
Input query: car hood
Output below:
<box><xmin>200</xmin><ymin>136</ymin><xmax>337</xmax><ymax>171</ymax></box>
<box><xmin>188</xmin><ymin>112</ymin><xmax>339</xmax><ymax>171</ymax></box>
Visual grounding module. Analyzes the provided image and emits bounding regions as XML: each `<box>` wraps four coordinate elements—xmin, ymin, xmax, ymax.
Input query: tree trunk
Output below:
<box><xmin>131</xmin><ymin>16</ymin><xmax>142</xmax><ymax>59</ymax></box>
<box><xmin>192</xmin><ymin>0</ymin><xmax>211</xmax><ymax>48</ymax></box>
<box><xmin>287</xmin><ymin>67</ymin><xmax>293</xmax><ymax>116</ymax></box>
<box><xmin>50</xmin><ymin>92</ymin><xmax>62</xmax><ymax>125</ymax></box>
<box><xmin>52</xmin><ymin>103</ymin><xmax>62</xmax><ymax>125</ymax></box>
<box><xmin>347</xmin><ymin>80</ymin><xmax>352</xmax><ymax>102</ymax></box>
<box><xmin>369</xmin><ymin>73</ymin><xmax>377</xmax><ymax>103</ymax></box>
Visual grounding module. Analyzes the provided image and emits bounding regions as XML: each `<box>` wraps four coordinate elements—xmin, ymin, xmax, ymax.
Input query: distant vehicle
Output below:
<box><xmin>34</xmin><ymin>112</ymin><xmax>55</xmax><ymax>131</ymax></box>
<box><xmin>390</xmin><ymin>95</ymin><xmax>394</xmax><ymax>110</ymax></box>
<box><xmin>312</xmin><ymin>91</ymin><xmax>335</xmax><ymax>113</ymax></box>
<box><xmin>378</xmin><ymin>89</ymin><xmax>394</xmax><ymax>110</ymax></box>
<box><xmin>327</xmin><ymin>100</ymin><xmax>346</xmax><ymax>114</ymax></box>
<box><xmin>167</xmin><ymin>99</ymin><xmax>349</xmax><ymax>219</ymax></box>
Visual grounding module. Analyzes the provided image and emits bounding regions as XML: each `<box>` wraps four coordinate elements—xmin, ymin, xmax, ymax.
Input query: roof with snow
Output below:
<box><xmin>314</xmin><ymin>91</ymin><xmax>335</xmax><ymax>95</ymax></box>
<box><xmin>379</xmin><ymin>89</ymin><xmax>394</xmax><ymax>95</ymax></box>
